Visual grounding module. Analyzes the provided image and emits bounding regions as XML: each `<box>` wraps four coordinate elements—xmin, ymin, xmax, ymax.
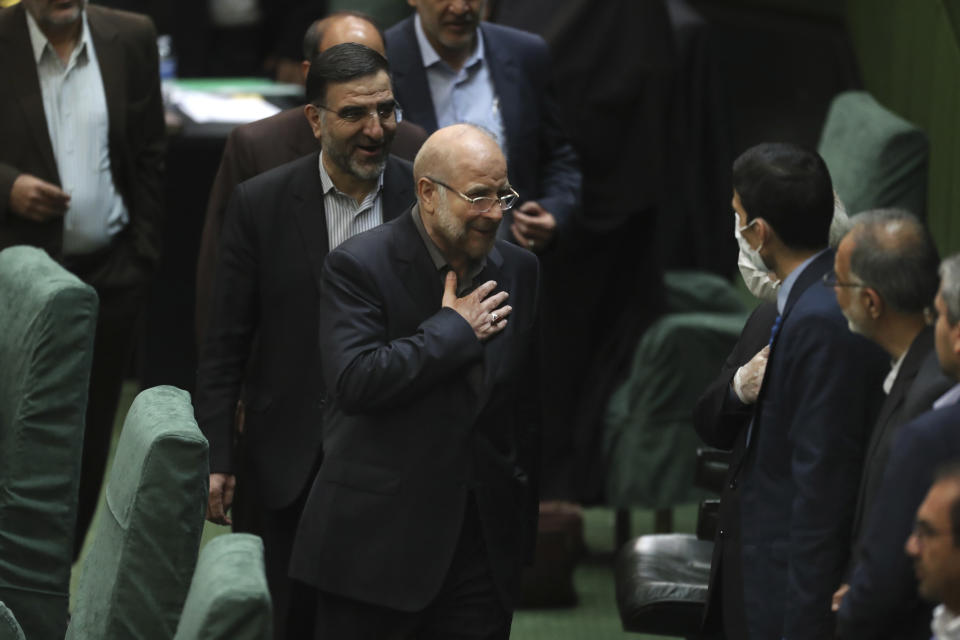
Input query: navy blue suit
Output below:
<box><xmin>712</xmin><ymin>250</ymin><xmax>888</xmax><ymax>639</ymax></box>
<box><xmin>385</xmin><ymin>17</ymin><xmax>581</xmax><ymax>230</ymax></box>
<box><xmin>837</xmin><ymin>396</ymin><xmax>960</xmax><ymax>639</ymax></box>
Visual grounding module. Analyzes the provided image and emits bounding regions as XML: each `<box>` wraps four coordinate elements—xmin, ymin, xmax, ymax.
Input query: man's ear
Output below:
<box><xmin>416</xmin><ymin>177</ymin><xmax>437</xmax><ymax>214</ymax></box>
<box><xmin>863</xmin><ymin>288</ymin><xmax>884</xmax><ymax>320</ymax></box>
<box><xmin>304</xmin><ymin>104</ymin><xmax>323</xmax><ymax>142</ymax></box>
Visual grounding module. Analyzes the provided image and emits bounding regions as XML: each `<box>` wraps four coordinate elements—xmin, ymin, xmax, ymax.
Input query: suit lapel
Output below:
<box><xmin>1</xmin><ymin>4</ymin><xmax>59</xmax><ymax>181</ymax></box>
<box><xmin>391</xmin><ymin>206</ymin><xmax>444</xmax><ymax>314</ymax></box>
<box><xmin>290</xmin><ymin>153</ymin><xmax>330</xmax><ymax>294</ymax></box>
<box><xmin>863</xmin><ymin>327</ymin><xmax>932</xmax><ymax>461</ymax></box>
<box><xmin>481</xmin><ymin>25</ymin><xmax>522</xmax><ymax>161</ymax></box>
<box><xmin>391</xmin><ymin>18</ymin><xmax>439</xmax><ymax>132</ymax></box>
<box><xmin>383</xmin><ymin>156</ymin><xmax>416</xmax><ymax>222</ymax></box>
<box><xmin>476</xmin><ymin>245</ymin><xmax>509</xmax><ymax>392</ymax></box>
<box><xmin>87</xmin><ymin>7</ymin><xmax>125</xmax><ymax>167</ymax></box>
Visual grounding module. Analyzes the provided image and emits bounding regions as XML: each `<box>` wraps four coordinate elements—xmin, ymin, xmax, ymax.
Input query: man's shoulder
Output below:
<box><xmin>897</xmin><ymin>401</ymin><xmax>960</xmax><ymax>451</ymax></box>
<box><xmin>229</xmin><ymin>107</ymin><xmax>310</xmax><ymax>147</ymax></box>
<box><xmin>238</xmin><ymin>152</ymin><xmax>319</xmax><ymax>198</ymax></box>
<box><xmin>384</xmin><ymin>15</ymin><xmax>415</xmax><ymax>44</ymax></box>
<box><xmin>86</xmin><ymin>4</ymin><xmax>155</xmax><ymax>39</ymax></box>
<box><xmin>480</xmin><ymin>21</ymin><xmax>548</xmax><ymax>53</ymax></box>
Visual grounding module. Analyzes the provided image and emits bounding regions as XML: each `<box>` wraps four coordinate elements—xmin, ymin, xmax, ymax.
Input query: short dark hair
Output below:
<box><xmin>847</xmin><ymin>209</ymin><xmax>940</xmax><ymax>314</ymax></box>
<box><xmin>305</xmin><ymin>42</ymin><xmax>391</xmax><ymax>107</ymax></box>
<box><xmin>302</xmin><ymin>11</ymin><xmax>384</xmax><ymax>60</ymax></box>
<box><xmin>934</xmin><ymin>462</ymin><xmax>960</xmax><ymax>547</ymax></box>
<box><xmin>732</xmin><ymin>143</ymin><xmax>834</xmax><ymax>251</ymax></box>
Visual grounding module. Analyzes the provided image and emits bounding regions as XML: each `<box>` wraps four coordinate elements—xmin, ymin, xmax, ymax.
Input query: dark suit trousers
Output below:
<box><xmin>70</xmin><ymin>258</ymin><xmax>147</xmax><ymax>558</ymax></box>
<box><xmin>313</xmin><ymin>497</ymin><xmax>512</xmax><ymax>640</ymax></box>
<box><xmin>233</xmin><ymin>443</ymin><xmax>320</xmax><ymax>640</ymax></box>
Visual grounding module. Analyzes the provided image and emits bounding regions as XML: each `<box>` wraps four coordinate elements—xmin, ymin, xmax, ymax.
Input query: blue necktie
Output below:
<box><xmin>769</xmin><ymin>314</ymin><xmax>783</xmax><ymax>346</ymax></box>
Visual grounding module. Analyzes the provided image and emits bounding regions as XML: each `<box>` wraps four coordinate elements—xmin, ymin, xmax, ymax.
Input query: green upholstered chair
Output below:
<box><xmin>603</xmin><ymin>271</ymin><xmax>747</xmax><ymax>541</ymax></box>
<box><xmin>0</xmin><ymin>601</ymin><xmax>26</xmax><ymax>640</ymax></box>
<box><xmin>818</xmin><ymin>90</ymin><xmax>929</xmax><ymax>218</ymax></box>
<box><xmin>174</xmin><ymin>534</ymin><xmax>272</xmax><ymax>640</ymax></box>
<box><xmin>67</xmin><ymin>386</ymin><xmax>209</xmax><ymax>640</ymax></box>
<box><xmin>0</xmin><ymin>246</ymin><xmax>97</xmax><ymax>640</ymax></box>
<box><xmin>604</xmin><ymin>271</ymin><xmax>747</xmax><ymax>508</ymax></box>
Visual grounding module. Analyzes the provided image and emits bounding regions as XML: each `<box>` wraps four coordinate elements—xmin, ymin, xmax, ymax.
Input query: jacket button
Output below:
<box><xmin>718</xmin><ymin>528</ymin><xmax>725</xmax><ymax>537</ymax></box>
<box><xmin>729</xmin><ymin>479</ymin><xmax>737</xmax><ymax>489</ymax></box>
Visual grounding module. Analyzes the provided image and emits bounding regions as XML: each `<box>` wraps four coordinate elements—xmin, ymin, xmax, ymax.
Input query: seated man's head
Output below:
<box><xmin>934</xmin><ymin>255</ymin><xmax>960</xmax><ymax>380</ymax></box>
<box><xmin>732</xmin><ymin>143</ymin><xmax>833</xmax><ymax>280</ymax></box>
<box><xmin>305</xmin><ymin>43</ymin><xmax>398</xmax><ymax>186</ymax></box>
<box><xmin>413</xmin><ymin>124</ymin><xmax>516</xmax><ymax>270</ymax></box>
<box><xmin>832</xmin><ymin>209</ymin><xmax>939</xmax><ymax>343</ymax></box>
<box><xmin>906</xmin><ymin>462</ymin><xmax>960</xmax><ymax>613</ymax></box>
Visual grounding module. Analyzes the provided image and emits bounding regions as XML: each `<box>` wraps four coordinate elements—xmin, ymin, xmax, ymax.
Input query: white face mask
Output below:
<box><xmin>734</xmin><ymin>213</ymin><xmax>780</xmax><ymax>302</ymax></box>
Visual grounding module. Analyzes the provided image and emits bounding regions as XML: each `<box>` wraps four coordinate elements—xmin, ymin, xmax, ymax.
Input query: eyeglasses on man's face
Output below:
<box><xmin>427</xmin><ymin>177</ymin><xmax>519</xmax><ymax>214</ymax></box>
<box><xmin>821</xmin><ymin>270</ymin><xmax>866</xmax><ymax>289</ymax></box>
<box><xmin>315</xmin><ymin>99</ymin><xmax>403</xmax><ymax>124</ymax></box>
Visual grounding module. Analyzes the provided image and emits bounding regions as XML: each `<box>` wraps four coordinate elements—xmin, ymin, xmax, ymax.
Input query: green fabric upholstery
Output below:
<box><xmin>0</xmin><ymin>246</ymin><xmax>97</xmax><ymax>640</ymax></box>
<box><xmin>604</xmin><ymin>272</ymin><xmax>747</xmax><ymax>509</ymax></box>
<box><xmin>817</xmin><ymin>90</ymin><xmax>928</xmax><ymax>217</ymax></box>
<box><xmin>67</xmin><ymin>386</ymin><xmax>209</xmax><ymax>640</ymax></box>
<box><xmin>0</xmin><ymin>601</ymin><xmax>26</xmax><ymax>640</ymax></box>
<box><xmin>174</xmin><ymin>534</ymin><xmax>272</xmax><ymax>640</ymax></box>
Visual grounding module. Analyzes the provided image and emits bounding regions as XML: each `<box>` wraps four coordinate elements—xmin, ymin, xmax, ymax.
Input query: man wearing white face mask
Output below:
<box><xmin>695</xmin><ymin>143</ymin><xmax>888</xmax><ymax>640</ymax></box>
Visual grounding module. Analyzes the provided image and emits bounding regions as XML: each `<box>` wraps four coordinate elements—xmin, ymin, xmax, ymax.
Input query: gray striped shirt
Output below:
<box><xmin>318</xmin><ymin>153</ymin><xmax>384</xmax><ymax>250</ymax></box>
<box><xmin>26</xmin><ymin>10</ymin><xmax>128</xmax><ymax>256</ymax></box>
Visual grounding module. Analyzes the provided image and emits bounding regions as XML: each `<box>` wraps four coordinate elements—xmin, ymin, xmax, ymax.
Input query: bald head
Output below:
<box><xmin>414</xmin><ymin>124</ymin><xmax>505</xmax><ymax>186</ymax></box>
<box><xmin>303</xmin><ymin>12</ymin><xmax>385</xmax><ymax>60</ymax></box>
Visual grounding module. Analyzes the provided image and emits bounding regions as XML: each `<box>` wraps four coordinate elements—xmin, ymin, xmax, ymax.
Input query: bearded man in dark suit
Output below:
<box><xmin>194</xmin><ymin>43</ymin><xmax>414</xmax><ymax>639</ymax></box>
<box><xmin>291</xmin><ymin>123</ymin><xmax>541</xmax><ymax>639</ymax></box>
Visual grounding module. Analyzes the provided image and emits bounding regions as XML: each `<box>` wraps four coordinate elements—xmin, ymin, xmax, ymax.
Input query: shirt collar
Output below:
<box><xmin>410</xmin><ymin>203</ymin><xmax>486</xmax><ymax>293</ymax></box>
<box><xmin>884</xmin><ymin>349</ymin><xmax>908</xmax><ymax>395</ymax></box>
<box><xmin>933</xmin><ymin>604</ymin><xmax>960</xmax><ymax>639</ymax></box>
<box><xmin>413</xmin><ymin>12</ymin><xmax>485</xmax><ymax>71</ymax></box>
<box><xmin>317</xmin><ymin>152</ymin><xmax>385</xmax><ymax>200</ymax></box>
<box><xmin>934</xmin><ymin>382</ymin><xmax>960</xmax><ymax>411</ymax></box>
<box><xmin>25</xmin><ymin>8</ymin><xmax>91</xmax><ymax>66</ymax></box>
<box><xmin>776</xmin><ymin>249</ymin><xmax>828</xmax><ymax>315</ymax></box>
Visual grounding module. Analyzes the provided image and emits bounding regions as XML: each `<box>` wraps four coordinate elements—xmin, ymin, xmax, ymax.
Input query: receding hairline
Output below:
<box><xmin>413</xmin><ymin>124</ymin><xmax>503</xmax><ymax>183</ymax></box>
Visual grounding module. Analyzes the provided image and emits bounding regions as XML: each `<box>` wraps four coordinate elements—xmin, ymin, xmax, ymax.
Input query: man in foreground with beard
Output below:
<box><xmin>291</xmin><ymin>123</ymin><xmax>541</xmax><ymax>639</ymax></box>
<box><xmin>194</xmin><ymin>43</ymin><xmax>414</xmax><ymax>639</ymax></box>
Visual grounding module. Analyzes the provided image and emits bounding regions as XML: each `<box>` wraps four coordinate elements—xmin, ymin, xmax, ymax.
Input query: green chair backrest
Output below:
<box><xmin>818</xmin><ymin>90</ymin><xmax>929</xmax><ymax>217</ymax></box>
<box><xmin>66</xmin><ymin>386</ymin><xmax>209</xmax><ymax>640</ymax></box>
<box><xmin>0</xmin><ymin>601</ymin><xmax>26</xmax><ymax>640</ymax></box>
<box><xmin>0</xmin><ymin>246</ymin><xmax>97</xmax><ymax>640</ymax></box>
<box><xmin>174</xmin><ymin>534</ymin><xmax>272</xmax><ymax>640</ymax></box>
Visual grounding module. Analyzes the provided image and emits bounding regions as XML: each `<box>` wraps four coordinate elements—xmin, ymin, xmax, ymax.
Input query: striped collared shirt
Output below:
<box><xmin>26</xmin><ymin>9</ymin><xmax>129</xmax><ymax>256</ymax></box>
<box><xmin>318</xmin><ymin>152</ymin><xmax>384</xmax><ymax>250</ymax></box>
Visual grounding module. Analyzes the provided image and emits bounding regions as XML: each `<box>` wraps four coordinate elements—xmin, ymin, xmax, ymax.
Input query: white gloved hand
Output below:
<box><xmin>732</xmin><ymin>345</ymin><xmax>771</xmax><ymax>404</ymax></box>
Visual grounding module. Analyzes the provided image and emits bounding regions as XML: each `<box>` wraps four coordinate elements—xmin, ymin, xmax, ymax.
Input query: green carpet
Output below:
<box><xmin>74</xmin><ymin>383</ymin><xmax>698</xmax><ymax>639</ymax></box>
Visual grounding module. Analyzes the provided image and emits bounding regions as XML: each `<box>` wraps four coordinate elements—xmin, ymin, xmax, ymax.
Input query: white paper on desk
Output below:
<box><xmin>169</xmin><ymin>87</ymin><xmax>281</xmax><ymax>124</ymax></box>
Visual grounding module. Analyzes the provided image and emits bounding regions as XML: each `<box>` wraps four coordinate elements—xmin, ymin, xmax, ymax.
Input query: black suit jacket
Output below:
<box><xmin>837</xmin><ymin>397</ymin><xmax>960</xmax><ymax>640</ymax></box>
<box><xmin>195</xmin><ymin>108</ymin><xmax>429</xmax><ymax>342</ymax></box>
<box><xmin>0</xmin><ymin>3</ymin><xmax>165</xmax><ymax>287</ymax></box>
<box><xmin>290</xmin><ymin>207</ymin><xmax>541</xmax><ymax>612</ymax></box>
<box><xmin>194</xmin><ymin>152</ymin><xmax>415</xmax><ymax>510</ymax></box>
<box><xmin>848</xmin><ymin>327</ymin><xmax>953</xmax><ymax>551</ymax></box>
<box><xmin>712</xmin><ymin>251</ymin><xmax>888</xmax><ymax>640</ymax></box>
<box><xmin>385</xmin><ymin>17</ymin><xmax>581</xmax><ymax>230</ymax></box>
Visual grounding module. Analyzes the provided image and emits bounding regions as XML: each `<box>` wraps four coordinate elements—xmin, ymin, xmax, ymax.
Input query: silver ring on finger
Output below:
<box><xmin>490</xmin><ymin>312</ymin><xmax>500</xmax><ymax>324</ymax></box>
